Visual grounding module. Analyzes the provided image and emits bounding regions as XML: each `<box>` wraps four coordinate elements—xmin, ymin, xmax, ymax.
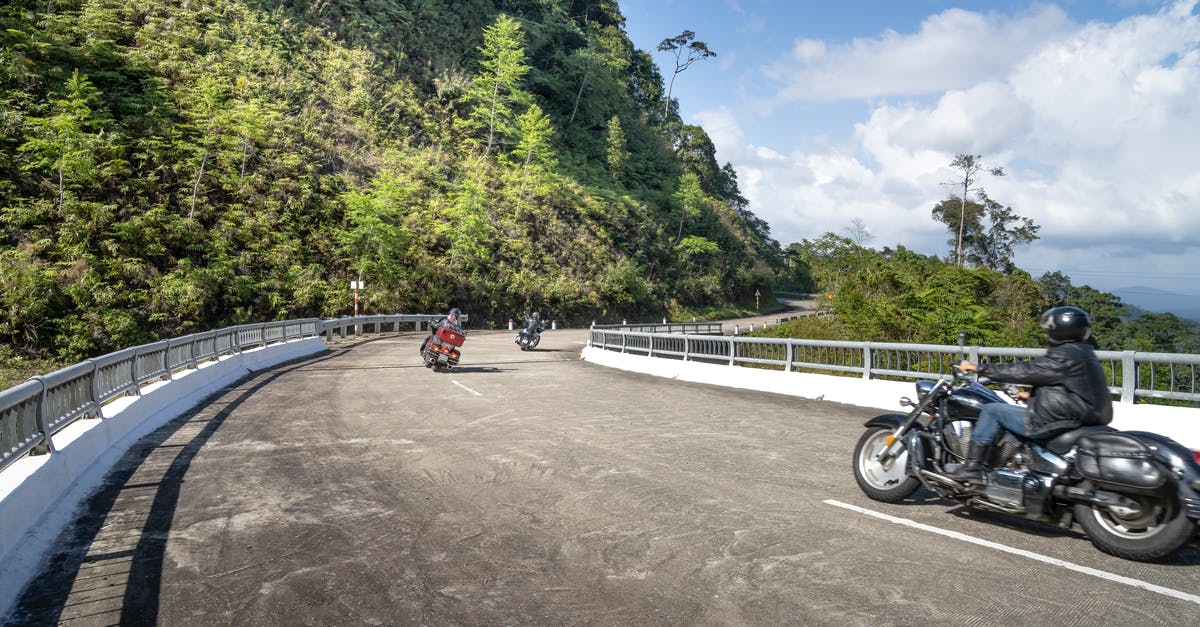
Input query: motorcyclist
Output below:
<box><xmin>524</xmin><ymin>311</ymin><xmax>544</xmax><ymax>334</ymax></box>
<box><xmin>946</xmin><ymin>306</ymin><xmax>1113</xmax><ymax>484</ymax></box>
<box><xmin>438</xmin><ymin>307</ymin><xmax>463</xmax><ymax>330</ymax></box>
<box><xmin>421</xmin><ymin>307</ymin><xmax>464</xmax><ymax>354</ymax></box>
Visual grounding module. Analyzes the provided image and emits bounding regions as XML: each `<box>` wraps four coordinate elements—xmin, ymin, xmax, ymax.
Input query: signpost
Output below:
<box><xmin>350</xmin><ymin>279</ymin><xmax>364</xmax><ymax>316</ymax></box>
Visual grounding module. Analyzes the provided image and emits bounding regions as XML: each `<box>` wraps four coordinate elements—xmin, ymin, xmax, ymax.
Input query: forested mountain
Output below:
<box><xmin>0</xmin><ymin>0</ymin><xmax>781</xmax><ymax>365</ymax></box>
<box><xmin>774</xmin><ymin>235</ymin><xmax>1199</xmax><ymax>354</ymax></box>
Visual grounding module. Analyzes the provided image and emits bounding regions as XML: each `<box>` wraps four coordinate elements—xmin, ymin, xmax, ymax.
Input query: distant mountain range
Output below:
<box><xmin>1111</xmin><ymin>287</ymin><xmax>1200</xmax><ymax>321</ymax></box>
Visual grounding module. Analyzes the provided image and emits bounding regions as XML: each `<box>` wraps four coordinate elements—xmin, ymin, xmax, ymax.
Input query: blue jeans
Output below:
<box><xmin>971</xmin><ymin>403</ymin><xmax>1028</xmax><ymax>445</ymax></box>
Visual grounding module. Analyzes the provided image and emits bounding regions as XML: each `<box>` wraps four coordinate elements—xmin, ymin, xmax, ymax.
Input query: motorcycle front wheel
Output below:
<box><xmin>1074</xmin><ymin>496</ymin><xmax>1196</xmax><ymax>561</ymax></box>
<box><xmin>853</xmin><ymin>426</ymin><xmax>921</xmax><ymax>503</ymax></box>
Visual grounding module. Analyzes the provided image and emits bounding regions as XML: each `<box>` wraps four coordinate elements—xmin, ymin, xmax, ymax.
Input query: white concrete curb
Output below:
<box><xmin>581</xmin><ymin>346</ymin><xmax>1200</xmax><ymax>450</ymax></box>
<box><xmin>0</xmin><ymin>337</ymin><xmax>326</xmax><ymax>617</ymax></box>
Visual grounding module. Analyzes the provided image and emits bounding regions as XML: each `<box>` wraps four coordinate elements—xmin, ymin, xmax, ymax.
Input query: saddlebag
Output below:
<box><xmin>436</xmin><ymin>325</ymin><xmax>465</xmax><ymax>347</ymax></box>
<box><xmin>1076</xmin><ymin>432</ymin><xmax>1169</xmax><ymax>494</ymax></box>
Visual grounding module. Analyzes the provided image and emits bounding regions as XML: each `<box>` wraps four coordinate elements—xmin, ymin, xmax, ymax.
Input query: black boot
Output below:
<box><xmin>945</xmin><ymin>441</ymin><xmax>988</xmax><ymax>484</ymax></box>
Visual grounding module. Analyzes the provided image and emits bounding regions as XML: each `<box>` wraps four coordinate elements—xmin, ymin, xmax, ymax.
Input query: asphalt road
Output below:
<box><xmin>5</xmin><ymin>320</ymin><xmax>1199</xmax><ymax>625</ymax></box>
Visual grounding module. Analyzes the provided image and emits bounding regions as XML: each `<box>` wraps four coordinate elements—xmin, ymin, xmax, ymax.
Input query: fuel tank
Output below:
<box><xmin>944</xmin><ymin>382</ymin><xmax>1008</xmax><ymax>419</ymax></box>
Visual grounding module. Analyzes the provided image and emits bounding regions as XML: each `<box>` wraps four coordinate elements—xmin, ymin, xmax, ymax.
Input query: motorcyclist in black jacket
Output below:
<box><xmin>420</xmin><ymin>307</ymin><xmax>464</xmax><ymax>354</ymax></box>
<box><xmin>947</xmin><ymin>306</ymin><xmax>1113</xmax><ymax>484</ymax></box>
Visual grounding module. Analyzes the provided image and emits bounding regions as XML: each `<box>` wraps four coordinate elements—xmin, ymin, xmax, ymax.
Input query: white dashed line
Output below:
<box><xmin>823</xmin><ymin>499</ymin><xmax>1200</xmax><ymax>606</ymax></box>
<box><xmin>451</xmin><ymin>380</ymin><xmax>483</xmax><ymax>396</ymax></box>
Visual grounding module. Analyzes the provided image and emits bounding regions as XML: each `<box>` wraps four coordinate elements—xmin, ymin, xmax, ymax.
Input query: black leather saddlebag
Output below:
<box><xmin>1076</xmin><ymin>432</ymin><xmax>1169</xmax><ymax>494</ymax></box>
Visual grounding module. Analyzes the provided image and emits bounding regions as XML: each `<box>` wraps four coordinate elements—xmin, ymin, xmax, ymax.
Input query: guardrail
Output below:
<box><xmin>587</xmin><ymin>326</ymin><xmax>1200</xmax><ymax>406</ymax></box>
<box><xmin>0</xmin><ymin>314</ymin><xmax>455</xmax><ymax>475</ymax></box>
<box><xmin>591</xmin><ymin>322</ymin><xmax>723</xmax><ymax>335</ymax></box>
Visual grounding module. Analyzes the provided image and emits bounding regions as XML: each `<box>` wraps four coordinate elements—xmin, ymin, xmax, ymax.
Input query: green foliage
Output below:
<box><xmin>462</xmin><ymin>13</ymin><xmax>532</xmax><ymax>156</ymax></box>
<box><xmin>932</xmin><ymin>195</ymin><xmax>1039</xmax><ymax>272</ymax></box>
<box><xmin>0</xmin><ymin>0</ymin><xmax>783</xmax><ymax>364</ymax></box>
<box><xmin>773</xmin><ymin>239</ymin><xmax>1197</xmax><ymax>352</ymax></box>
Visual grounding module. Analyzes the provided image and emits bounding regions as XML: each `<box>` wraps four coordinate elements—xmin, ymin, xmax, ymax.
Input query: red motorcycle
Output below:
<box><xmin>422</xmin><ymin>323</ymin><xmax>465</xmax><ymax>372</ymax></box>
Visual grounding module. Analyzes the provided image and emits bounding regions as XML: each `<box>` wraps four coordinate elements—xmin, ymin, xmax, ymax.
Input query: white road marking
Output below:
<box><xmin>823</xmin><ymin>499</ymin><xmax>1200</xmax><ymax>606</ymax></box>
<box><xmin>451</xmin><ymin>380</ymin><xmax>482</xmax><ymax>396</ymax></box>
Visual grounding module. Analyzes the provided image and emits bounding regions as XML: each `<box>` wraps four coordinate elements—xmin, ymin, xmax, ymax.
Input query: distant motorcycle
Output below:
<box><xmin>515</xmin><ymin>312</ymin><xmax>544</xmax><ymax>351</ymax></box>
<box><xmin>421</xmin><ymin>321</ymin><xmax>465</xmax><ymax>372</ymax></box>
<box><xmin>852</xmin><ymin>366</ymin><xmax>1200</xmax><ymax>561</ymax></box>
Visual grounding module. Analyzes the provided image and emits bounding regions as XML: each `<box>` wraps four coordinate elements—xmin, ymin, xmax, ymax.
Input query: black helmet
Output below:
<box><xmin>1039</xmin><ymin>306</ymin><xmax>1091</xmax><ymax>343</ymax></box>
<box><xmin>532</xmin><ymin>311</ymin><xmax>540</xmax><ymax>319</ymax></box>
<box><xmin>449</xmin><ymin>307</ymin><xmax>461</xmax><ymax>317</ymax></box>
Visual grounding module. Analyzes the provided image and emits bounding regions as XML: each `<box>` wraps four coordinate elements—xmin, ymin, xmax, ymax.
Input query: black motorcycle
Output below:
<box><xmin>515</xmin><ymin>313</ymin><xmax>543</xmax><ymax>351</ymax></box>
<box><xmin>852</xmin><ymin>367</ymin><xmax>1200</xmax><ymax>561</ymax></box>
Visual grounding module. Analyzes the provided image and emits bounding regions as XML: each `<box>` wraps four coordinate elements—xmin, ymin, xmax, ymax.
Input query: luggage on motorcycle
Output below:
<box><xmin>436</xmin><ymin>325</ymin><xmax>464</xmax><ymax>347</ymax></box>
<box><xmin>1076</xmin><ymin>432</ymin><xmax>1169</xmax><ymax>494</ymax></box>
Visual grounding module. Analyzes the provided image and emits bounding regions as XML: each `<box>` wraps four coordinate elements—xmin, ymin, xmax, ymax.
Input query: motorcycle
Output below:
<box><xmin>515</xmin><ymin>313</ymin><xmax>543</xmax><ymax>351</ymax></box>
<box><xmin>421</xmin><ymin>321</ymin><xmax>465</xmax><ymax>372</ymax></box>
<box><xmin>852</xmin><ymin>366</ymin><xmax>1200</xmax><ymax>561</ymax></box>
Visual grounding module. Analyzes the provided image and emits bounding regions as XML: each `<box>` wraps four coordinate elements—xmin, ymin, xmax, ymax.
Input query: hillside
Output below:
<box><xmin>0</xmin><ymin>0</ymin><xmax>781</xmax><ymax>363</ymax></box>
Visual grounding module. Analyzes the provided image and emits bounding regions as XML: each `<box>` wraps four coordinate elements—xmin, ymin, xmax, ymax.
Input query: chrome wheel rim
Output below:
<box><xmin>858</xmin><ymin>430</ymin><xmax>909</xmax><ymax>490</ymax></box>
<box><xmin>1088</xmin><ymin>499</ymin><xmax>1167</xmax><ymax>539</ymax></box>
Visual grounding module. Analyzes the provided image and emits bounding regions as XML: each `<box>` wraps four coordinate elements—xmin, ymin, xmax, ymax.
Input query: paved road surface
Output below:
<box><xmin>5</xmin><ymin>319</ymin><xmax>1198</xmax><ymax>625</ymax></box>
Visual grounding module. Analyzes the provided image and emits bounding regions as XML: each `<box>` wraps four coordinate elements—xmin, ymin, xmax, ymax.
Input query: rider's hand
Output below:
<box><xmin>1015</xmin><ymin>390</ymin><xmax>1031</xmax><ymax>401</ymax></box>
<box><xmin>958</xmin><ymin>360</ymin><xmax>979</xmax><ymax>373</ymax></box>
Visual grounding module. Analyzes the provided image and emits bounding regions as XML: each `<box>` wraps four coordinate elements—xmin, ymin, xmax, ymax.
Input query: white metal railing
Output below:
<box><xmin>0</xmin><ymin>314</ymin><xmax>453</xmax><ymax>474</ymax></box>
<box><xmin>587</xmin><ymin>325</ymin><xmax>1200</xmax><ymax>407</ymax></box>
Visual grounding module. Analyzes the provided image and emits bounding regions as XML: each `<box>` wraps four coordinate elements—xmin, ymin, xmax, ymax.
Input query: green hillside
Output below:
<box><xmin>0</xmin><ymin>0</ymin><xmax>781</xmax><ymax>366</ymax></box>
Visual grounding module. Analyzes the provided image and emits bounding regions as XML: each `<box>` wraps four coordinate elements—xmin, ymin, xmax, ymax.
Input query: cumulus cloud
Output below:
<box><xmin>708</xmin><ymin>0</ymin><xmax>1200</xmax><ymax>291</ymax></box>
<box><xmin>759</xmin><ymin>5</ymin><xmax>1075</xmax><ymax>104</ymax></box>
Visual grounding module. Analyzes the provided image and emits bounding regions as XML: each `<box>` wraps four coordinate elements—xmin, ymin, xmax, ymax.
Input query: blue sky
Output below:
<box><xmin>617</xmin><ymin>0</ymin><xmax>1200</xmax><ymax>296</ymax></box>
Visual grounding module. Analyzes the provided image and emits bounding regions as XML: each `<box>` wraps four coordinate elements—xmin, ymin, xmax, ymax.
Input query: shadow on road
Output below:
<box><xmin>4</xmin><ymin>350</ymin><xmax>343</xmax><ymax>626</ymax></box>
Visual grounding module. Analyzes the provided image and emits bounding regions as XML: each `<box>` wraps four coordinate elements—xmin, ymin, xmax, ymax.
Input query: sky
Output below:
<box><xmin>617</xmin><ymin>0</ymin><xmax>1200</xmax><ymax>297</ymax></box>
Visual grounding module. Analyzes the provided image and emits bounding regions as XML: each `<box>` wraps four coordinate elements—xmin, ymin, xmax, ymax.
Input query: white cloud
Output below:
<box><xmin>705</xmin><ymin>0</ymin><xmax>1200</xmax><ymax>292</ymax></box>
<box><xmin>759</xmin><ymin>5</ymin><xmax>1074</xmax><ymax>104</ymax></box>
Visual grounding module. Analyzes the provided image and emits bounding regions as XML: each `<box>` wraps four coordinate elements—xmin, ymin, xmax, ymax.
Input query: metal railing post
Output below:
<box><xmin>728</xmin><ymin>337</ymin><xmax>735</xmax><ymax>366</ymax></box>
<box><xmin>785</xmin><ymin>340</ymin><xmax>794</xmax><ymax>372</ymax></box>
<box><xmin>29</xmin><ymin>376</ymin><xmax>55</xmax><ymax>454</ymax></box>
<box><xmin>862</xmin><ymin>345</ymin><xmax>872</xmax><ymax>379</ymax></box>
<box><xmin>1121</xmin><ymin>351</ymin><xmax>1136</xmax><ymax>404</ymax></box>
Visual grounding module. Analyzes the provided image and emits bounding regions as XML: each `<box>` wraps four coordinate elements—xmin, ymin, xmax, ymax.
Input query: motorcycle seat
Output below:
<box><xmin>1040</xmin><ymin>425</ymin><xmax>1117</xmax><ymax>455</ymax></box>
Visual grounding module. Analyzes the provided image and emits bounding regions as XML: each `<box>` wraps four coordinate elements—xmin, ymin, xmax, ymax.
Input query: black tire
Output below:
<box><xmin>853</xmin><ymin>426</ymin><xmax>921</xmax><ymax>503</ymax></box>
<box><xmin>1074</xmin><ymin>496</ymin><xmax>1197</xmax><ymax>561</ymax></box>
<box><xmin>431</xmin><ymin>362</ymin><xmax>443</xmax><ymax>373</ymax></box>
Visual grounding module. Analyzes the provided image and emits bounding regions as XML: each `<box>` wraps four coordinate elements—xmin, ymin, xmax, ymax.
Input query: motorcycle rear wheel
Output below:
<box><xmin>1074</xmin><ymin>497</ymin><xmax>1195</xmax><ymax>561</ymax></box>
<box><xmin>853</xmin><ymin>426</ymin><xmax>921</xmax><ymax>503</ymax></box>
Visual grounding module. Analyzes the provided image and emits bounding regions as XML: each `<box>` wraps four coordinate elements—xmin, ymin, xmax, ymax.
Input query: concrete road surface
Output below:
<box><xmin>5</xmin><ymin>323</ymin><xmax>1198</xmax><ymax>625</ymax></box>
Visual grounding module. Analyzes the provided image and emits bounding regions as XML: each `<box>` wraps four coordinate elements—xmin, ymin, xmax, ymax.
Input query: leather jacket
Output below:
<box><xmin>978</xmin><ymin>340</ymin><xmax>1113</xmax><ymax>437</ymax></box>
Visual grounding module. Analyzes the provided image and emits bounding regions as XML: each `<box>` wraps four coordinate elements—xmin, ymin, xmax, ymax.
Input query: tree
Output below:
<box><xmin>966</xmin><ymin>195</ymin><xmax>1039</xmax><ymax>272</ymax></box>
<box><xmin>933</xmin><ymin>194</ymin><xmax>1039</xmax><ymax>272</ymax></box>
<box><xmin>672</xmin><ymin>172</ymin><xmax>704</xmax><ymax>244</ymax></box>
<box><xmin>464</xmin><ymin>14</ymin><xmax>531</xmax><ymax>156</ymax></box>
<box><xmin>656</xmin><ymin>30</ymin><xmax>715</xmax><ymax>118</ymax></box>
<box><xmin>17</xmin><ymin>70</ymin><xmax>111</xmax><ymax>208</ymax></box>
<box><xmin>605</xmin><ymin>114</ymin><xmax>627</xmax><ymax>185</ymax></box>
<box><xmin>843</xmin><ymin>218</ymin><xmax>874</xmax><ymax>246</ymax></box>
<box><xmin>942</xmin><ymin>154</ymin><xmax>1004</xmax><ymax>268</ymax></box>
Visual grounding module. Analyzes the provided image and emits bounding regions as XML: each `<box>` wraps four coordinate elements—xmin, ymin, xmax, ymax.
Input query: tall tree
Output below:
<box><xmin>966</xmin><ymin>195</ymin><xmax>1039</xmax><ymax>272</ymax></box>
<box><xmin>933</xmin><ymin>194</ymin><xmax>1039</xmax><ymax>272</ymax></box>
<box><xmin>942</xmin><ymin>154</ymin><xmax>1004</xmax><ymax>268</ymax></box>
<box><xmin>605</xmin><ymin>114</ymin><xmax>627</xmax><ymax>185</ymax></box>
<box><xmin>656</xmin><ymin>30</ymin><xmax>715</xmax><ymax>118</ymax></box>
<box><xmin>464</xmin><ymin>14</ymin><xmax>531</xmax><ymax>156</ymax></box>
<box><xmin>672</xmin><ymin>171</ymin><xmax>704</xmax><ymax>244</ymax></box>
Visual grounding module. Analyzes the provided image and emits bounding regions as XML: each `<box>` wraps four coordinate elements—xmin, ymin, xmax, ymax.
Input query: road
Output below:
<box><xmin>4</xmin><ymin>320</ymin><xmax>1198</xmax><ymax>625</ymax></box>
